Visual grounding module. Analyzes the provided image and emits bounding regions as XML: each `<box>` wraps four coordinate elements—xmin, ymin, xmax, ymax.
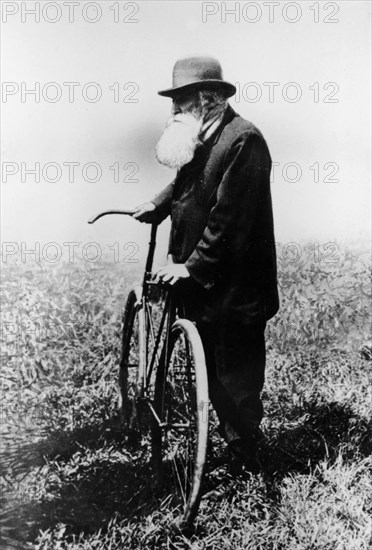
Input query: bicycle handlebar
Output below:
<box><xmin>88</xmin><ymin>209</ymin><xmax>135</xmax><ymax>224</ymax></box>
<box><xmin>88</xmin><ymin>208</ymin><xmax>158</xmax><ymax>277</ymax></box>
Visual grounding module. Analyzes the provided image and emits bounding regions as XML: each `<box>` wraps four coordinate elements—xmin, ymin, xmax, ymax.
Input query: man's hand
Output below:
<box><xmin>132</xmin><ymin>202</ymin><xmax>156</xmax><ymax>223</ymax></box>
<box><xmin>154</xmin><ymin>264</ymin><xmax>190</xmax><ymax>285</ymax></box>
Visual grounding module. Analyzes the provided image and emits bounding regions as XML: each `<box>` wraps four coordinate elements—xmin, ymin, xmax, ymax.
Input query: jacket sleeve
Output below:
<box><xmin>185</xmin><ymin>130</ymin><xmax>271</xmax><ymax>290</ymax></box>
<box><xmin>150</xmin><ymin>179</ymin><xmax>175</xmax><ymax>223</ymax></box>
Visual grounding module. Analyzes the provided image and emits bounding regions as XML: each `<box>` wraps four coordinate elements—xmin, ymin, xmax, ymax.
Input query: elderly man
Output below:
<box><xmin>133</xmin><ymin>55</ymin><xmax>279</xmax><ymax>472</ymax></box>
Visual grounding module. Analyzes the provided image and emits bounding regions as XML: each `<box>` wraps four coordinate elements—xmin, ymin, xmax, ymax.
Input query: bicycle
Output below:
<box><xmin>88</xmin><ymin>209</ymin><xmax>210</xmax><ymax>527</ymax></box>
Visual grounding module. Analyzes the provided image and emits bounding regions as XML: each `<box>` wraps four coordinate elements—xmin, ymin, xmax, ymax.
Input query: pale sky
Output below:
<box><xmin>1</xmin><ymin>1</ymin><xmax>371</xmax><ymax>261</ymax></box>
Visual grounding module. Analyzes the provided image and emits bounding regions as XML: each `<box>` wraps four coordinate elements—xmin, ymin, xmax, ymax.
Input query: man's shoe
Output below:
<box><xmin>228</xmin><ymin>438</ymin><xmax>261</xmax><ymax>475</ymax></box>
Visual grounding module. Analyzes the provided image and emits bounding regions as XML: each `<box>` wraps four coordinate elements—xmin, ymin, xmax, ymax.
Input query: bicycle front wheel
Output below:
<box><xmin>152</xmin><ymin>318</ymin><xmax>209</xmax><ymax>527</ymax></box>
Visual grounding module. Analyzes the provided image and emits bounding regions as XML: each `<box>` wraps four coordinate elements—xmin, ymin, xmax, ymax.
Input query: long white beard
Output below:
<box><xmin>155</xmin><ymin>112</ymin><xmax>203</xmax><ymax>170</ymax></box>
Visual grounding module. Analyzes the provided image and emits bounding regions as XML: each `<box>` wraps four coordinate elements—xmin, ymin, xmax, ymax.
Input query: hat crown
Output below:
<box><xmin>172</xmin><ymin>56</ymin><xmax>224</xmax><ymax>89</ymax></box>
<box><xmin>157</xmin><ymin>55</ymin><xmax>236</xmax><ymax>98</ymax></box>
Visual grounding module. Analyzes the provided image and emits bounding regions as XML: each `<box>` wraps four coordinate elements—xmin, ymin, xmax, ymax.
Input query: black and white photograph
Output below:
<box><xmin>1</xmin><ymin>1</ymin><xmax>371</xmax><ymax>548</ymax></box>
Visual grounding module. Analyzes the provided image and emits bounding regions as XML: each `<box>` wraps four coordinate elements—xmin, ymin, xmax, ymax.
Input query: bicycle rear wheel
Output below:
<box><xmin>119</xmin><ymin>285</ymin><xmax>145</xmax><ymax>432</ymax></box>
<box><xmin>151</xmin><ymin>318</ymin><xmax>209</xmax><ymax>527</ymax></box>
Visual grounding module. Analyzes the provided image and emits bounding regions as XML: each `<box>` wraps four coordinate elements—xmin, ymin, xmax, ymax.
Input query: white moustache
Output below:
<box><xmin>166</xmin><ymin>113</ymin><xmax>197</xmax><ymax>127</ymax></box>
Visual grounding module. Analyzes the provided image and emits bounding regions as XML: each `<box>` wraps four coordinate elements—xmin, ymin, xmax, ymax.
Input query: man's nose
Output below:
<box><xmin>172</xmin><ymin>101</ymin><xmax>181</xmax><ymax>115</ymax></box>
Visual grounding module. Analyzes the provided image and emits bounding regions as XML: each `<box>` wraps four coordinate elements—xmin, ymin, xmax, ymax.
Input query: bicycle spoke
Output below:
<box><xmin>157</xmin><ymin>331</ymin><xmax>197</xmax><ymax>499</ymax></box>
<box><xmin>151</xmin><ymin>319</ymin><xmax>209</xmax><ymax>526</ymax></box>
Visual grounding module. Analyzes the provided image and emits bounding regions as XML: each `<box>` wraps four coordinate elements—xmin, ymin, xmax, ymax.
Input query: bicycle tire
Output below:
<box><xmin>118</xmin><ymin>285</ymin><xmax>145</xmax><ymax>432</ymax></box>
<box><xmin>151</xmin><ymin>318</ymin><xmax>209</xmax><ymax>527</ymax></box>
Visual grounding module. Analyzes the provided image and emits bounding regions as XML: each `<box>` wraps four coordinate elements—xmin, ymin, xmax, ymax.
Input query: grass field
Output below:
<box><xmin>1</xmin><ymin>240</ymin><xmax>371</xmax><ymax>549</ymax></box>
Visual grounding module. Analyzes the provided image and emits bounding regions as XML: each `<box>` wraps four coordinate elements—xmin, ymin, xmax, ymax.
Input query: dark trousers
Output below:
<box><xmin>197</xmin><ymin>318</ymin><xmax>266</xmax><ymax>440</ymax></box>
<box><xmin>177</xmin><ymin>280</ymin><xmax>266</xmax><ymax>441</ymax></box>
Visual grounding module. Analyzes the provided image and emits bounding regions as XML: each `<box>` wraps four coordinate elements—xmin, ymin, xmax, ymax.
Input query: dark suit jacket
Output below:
<box><xmin>151</xmin><ymin>105</ymin><xmax>279</xmax><ymax>323</ymax></box>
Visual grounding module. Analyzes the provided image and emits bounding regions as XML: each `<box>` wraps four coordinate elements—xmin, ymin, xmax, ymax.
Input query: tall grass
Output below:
<box><xmin>1</xmin><ymin>241</ymin><xmax>371</xmax><ymax>549</ymax></box>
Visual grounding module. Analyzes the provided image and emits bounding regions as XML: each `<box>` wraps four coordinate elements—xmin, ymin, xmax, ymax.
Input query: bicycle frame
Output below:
<box><xmin>88</xmin><ymin>211</ymin><xmax>179</xmax><ymax>425</ymax></box>
<box><xmin>140</xmin><ymin>223</ymin><xmax>183</xmax><ymax>425</ymax></box>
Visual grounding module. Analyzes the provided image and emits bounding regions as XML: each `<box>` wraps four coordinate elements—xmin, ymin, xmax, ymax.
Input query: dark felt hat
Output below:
<box><xmin>158</xmin><ymin>55</ymin><xmax>236</xmax><ymax>98</ymax></box>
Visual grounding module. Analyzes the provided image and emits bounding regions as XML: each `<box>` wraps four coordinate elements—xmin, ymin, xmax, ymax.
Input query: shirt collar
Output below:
<box><xmin>199</xmin><ymin>106</ymin><xmax>228</xmax><ymax>144</ymax></box>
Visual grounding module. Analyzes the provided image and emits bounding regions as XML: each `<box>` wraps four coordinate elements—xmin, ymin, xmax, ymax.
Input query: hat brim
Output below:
<box><xmin>158</xmin><ymin>79</ymin><xmax>236</xmax><ymax>98</ymax></box>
